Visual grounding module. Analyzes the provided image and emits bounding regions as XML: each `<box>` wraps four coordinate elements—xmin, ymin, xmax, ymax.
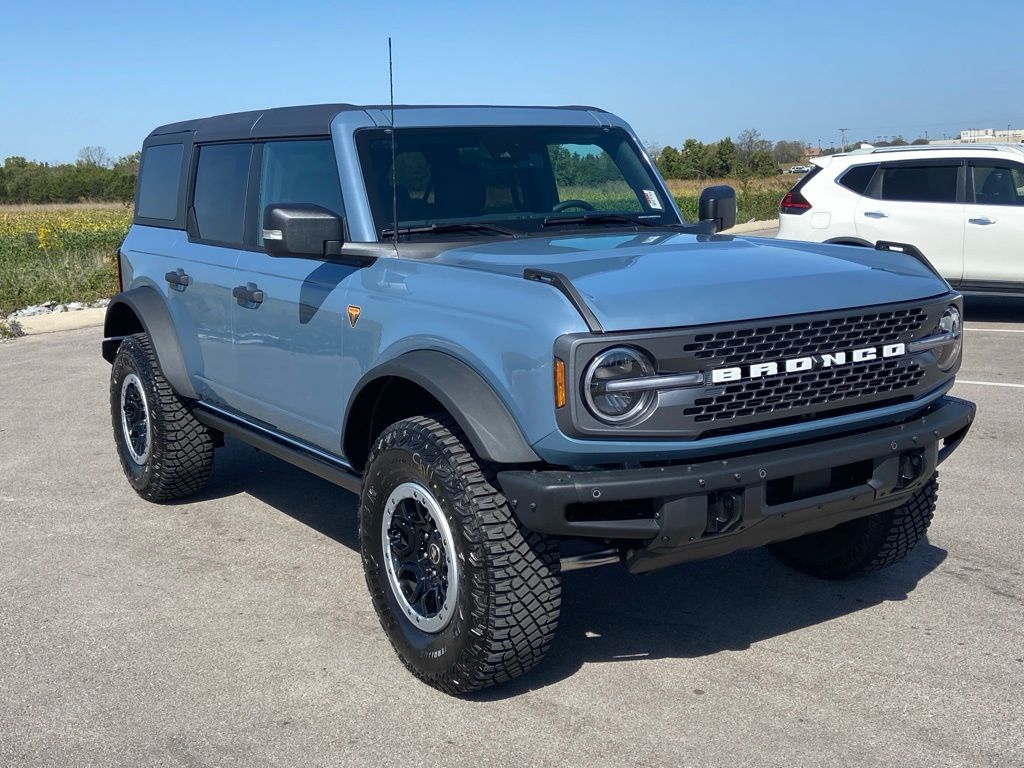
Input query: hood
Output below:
<box><xmin>430</xmin><ymin>232</ymin><xmax>950</xmax><ymax>332</ymax></box>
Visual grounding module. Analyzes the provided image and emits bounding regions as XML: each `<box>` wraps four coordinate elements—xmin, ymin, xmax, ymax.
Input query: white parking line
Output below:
<box><xmin>957</xmin><ymin>379</ymin><xmax>1024</xmax><ymax>389</ymax></box>
<box><xmin>964</xmin><ymin>327</ymin><xmax>1024</xmax><ymax>333</ymax></box>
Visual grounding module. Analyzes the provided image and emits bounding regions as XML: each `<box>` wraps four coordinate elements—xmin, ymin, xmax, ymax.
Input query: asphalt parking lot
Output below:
<box><xmin>1</xmin><ymin>299</ymin><xmax>1022</xmax><ymax>767</ymax></box>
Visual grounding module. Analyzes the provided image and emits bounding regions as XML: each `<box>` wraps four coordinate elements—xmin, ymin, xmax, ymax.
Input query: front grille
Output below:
<box><xmin>560</xmin><ymin>296</ymin><xmax>951</xmax><ymax>441</ymax></box>
<box><xmin>683</xmin><ymin>307</ymin><xmax>927</xmax><ymax>365</ymax></box>
<box><xmin>684</xmin><ymin>358</ymin><xmax>925</xmax><ymax>424</ymax></box>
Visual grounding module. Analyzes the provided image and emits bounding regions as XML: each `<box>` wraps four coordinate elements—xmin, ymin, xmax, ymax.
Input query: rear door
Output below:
<box><xmin>229</xmin><ymin>138</ymin><xmax>359</xmax><ymax>451</ymax></box>
<box><xmin>172</xmin><ymin>141</ymin><xmax>255</xmax><ymax>401</ymax></box>
<box><xmin>963</xmin><ymin>159</ymin><xmax>1024</xmax><ymax>288</ymax></box>
<box><xmin>130</xmin><ymin>140</ymin><xmax>249</xmax><ymax>402</ymax></box>
<box><xmin>854</xmin><ymin>159</ymin><xmax>965</xmax><ymax>282</ymax></box>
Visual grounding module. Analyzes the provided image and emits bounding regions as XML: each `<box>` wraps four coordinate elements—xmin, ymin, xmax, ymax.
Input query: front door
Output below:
<box><xmin>963</xmin><ymin>159</ymin><xmax>1024</xmax><ymax>288</ymax></box>
<box><xmin>855</xmin><ymin>160</ymin><xmax>965</xmax><ymax>283</ymax></box>
<box><xmin>229</xmin><ymin>139</ymin><xmax>358</xmax><ymax>452</ymax></box>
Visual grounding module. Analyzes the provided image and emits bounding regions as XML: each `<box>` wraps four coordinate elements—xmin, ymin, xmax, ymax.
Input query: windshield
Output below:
<box><xmin>356</xmin><ymin>126</ymin><xmax>679</xmax><ymax>236</ymax></box>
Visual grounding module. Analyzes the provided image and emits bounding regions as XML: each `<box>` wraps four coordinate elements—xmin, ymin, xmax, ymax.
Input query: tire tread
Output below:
<box><xmin>361</xmin><ymin>414</ymin><xmax>560</xmax><ymax>695</ymax></box>
<box><xmin>768</xmin><ymin>474</ymin><xmax>938</xmax><ymax>579</ymax></box>
<box><xmin>111</xmin><ymin>334</ymin><xmax>214</xmax><ymax>501</ymax></box>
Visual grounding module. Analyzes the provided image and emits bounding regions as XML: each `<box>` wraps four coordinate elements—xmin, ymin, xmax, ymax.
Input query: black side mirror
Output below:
<box><xmin>263</xmin><ymin>204</ymin><xmax>344</xmax><ymax>258</ymax></box>
<box><xmin>699</xmin><ymin>185</ymin><xmax>737</xmax><ymax>233</ymax></box>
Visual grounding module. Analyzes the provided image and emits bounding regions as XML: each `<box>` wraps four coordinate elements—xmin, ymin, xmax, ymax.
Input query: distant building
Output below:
<box><xmin>929</xmin><ymin>127</ymin><xmax>1024</xmax><ymax>145</ymax></box>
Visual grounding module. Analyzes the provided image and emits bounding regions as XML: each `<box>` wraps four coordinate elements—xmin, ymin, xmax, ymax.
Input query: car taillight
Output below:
<box><xmin>780</xmin><ymin>189</ymin><xmax>812</xmax><ymax>215</ymax></box>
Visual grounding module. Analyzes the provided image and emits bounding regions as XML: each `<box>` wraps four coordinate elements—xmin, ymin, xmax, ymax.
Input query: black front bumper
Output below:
<box><xmin>498</xmin><ymin>396</ymin><xmax>975</xmax><ymax>574</ymax></box>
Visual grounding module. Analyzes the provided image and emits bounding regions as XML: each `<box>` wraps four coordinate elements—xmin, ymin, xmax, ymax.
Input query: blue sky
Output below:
<box><xmin>2</xmin><ymin>0</ymin><xmax>1021</xmax><ymax>163</ymax></box>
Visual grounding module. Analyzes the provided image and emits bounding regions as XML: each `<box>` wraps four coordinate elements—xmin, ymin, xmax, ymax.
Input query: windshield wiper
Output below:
<box><xmin>541</xmin><ymin>213</ymin><xmax>660</xmax><ymax>228</ymax></box>
<box><xmin>380</xmin><ymin>222</ymin><xmax>517</xmax><ymax>238</ymax></box>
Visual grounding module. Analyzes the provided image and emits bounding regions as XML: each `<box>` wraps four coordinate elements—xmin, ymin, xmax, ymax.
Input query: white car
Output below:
<box><xmin>777</xmin><ymin>144</ymin><xmax>1024</xmax><ymax>295</ymax></box>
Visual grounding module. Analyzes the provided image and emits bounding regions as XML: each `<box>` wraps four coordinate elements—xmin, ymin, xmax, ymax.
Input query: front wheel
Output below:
<box><xmin>767</xmin><ymin>474</ymin><xmax>938</xmax><ymax>579</ymax></box>
<box><xmin>359</xmin><ymin>415</ymin><xmax>561</xmax><ymax>695</ymax></box>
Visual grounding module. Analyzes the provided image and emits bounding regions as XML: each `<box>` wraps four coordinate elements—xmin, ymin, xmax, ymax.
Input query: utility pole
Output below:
<box><xmin>817</xmin><ymin>138</ymin><xmax>821</xmax><ymax>154</ymax></box>
<box><xmin>839</xmin><ymin>128</ymin><xmax>848</xmax><ymax>153</ymax></box>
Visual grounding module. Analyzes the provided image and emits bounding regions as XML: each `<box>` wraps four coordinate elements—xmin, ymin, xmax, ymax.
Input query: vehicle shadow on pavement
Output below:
<box><xmin>197</xmin><ymin>439</ymin><xmax>361</xmax><ymax>548</ymax></box>
<box><xmin>202</xmin><ymin>439</ymin><xmax>947</xmax><ymax>700</ymax></box>
<box><xmin>470</xmin><ymin>540</ymin><xmax>947</xmax><ymax>700</ymax></box>
<box><xmin>964</xmin><ymin>296</ymin><xmax>1024</xmax><ymax>322</ymax></box>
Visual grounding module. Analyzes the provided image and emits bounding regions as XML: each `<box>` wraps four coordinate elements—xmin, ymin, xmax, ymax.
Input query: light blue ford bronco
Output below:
<box><xmin>103</xmin><ymin>104</ymin><xmax>975</xmax><ymax>694</ymax></box>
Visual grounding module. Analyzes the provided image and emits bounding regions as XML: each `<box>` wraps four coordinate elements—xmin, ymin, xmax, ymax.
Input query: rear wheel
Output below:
<box><xmin>110</xmin><ymin>333</ymin><xmax>214</xmax><ymax>501</ymax></box>
<box><xmin>359</xmin><ymin>415</ymin><xmax>561</xmax><ymax>695</ymax></box>
<box><xmin>767</xmin><ymin>474</ymin><xmax>938</xmax><ymax>579</ymax></box>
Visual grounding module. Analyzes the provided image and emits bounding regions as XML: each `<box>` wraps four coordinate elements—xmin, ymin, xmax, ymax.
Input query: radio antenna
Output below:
<box><xmin>388</xmin><ymin>36</ymin><xmax>399</xmax><ymax>255</ymax></box>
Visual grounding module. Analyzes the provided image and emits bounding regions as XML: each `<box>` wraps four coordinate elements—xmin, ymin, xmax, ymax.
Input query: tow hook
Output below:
<box><xmin>706</xmin><ymin>490</ymin><xmax>743</xmax><ymax>535</ymax></box>
<box><xmin>898</xmin><ymin>449</ymin><xmax>926</xmax><ymax>489</ymax></box>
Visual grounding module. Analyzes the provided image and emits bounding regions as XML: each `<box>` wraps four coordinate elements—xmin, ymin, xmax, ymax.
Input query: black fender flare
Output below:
<box><xmin>102</xmin><ymin>286</ymin><xmax>198</xmax><ymax>400</ymax></box>
<box><xmin>345</xmin><ymin>350</ymin><xmax>541</xmax><ymax>465</ymax></box>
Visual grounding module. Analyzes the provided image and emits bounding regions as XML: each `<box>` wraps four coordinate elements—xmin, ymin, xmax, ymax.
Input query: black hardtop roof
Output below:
<box><xmin>148</xmin><ymin>103</ymin><xmax>607</xmax><ymax>142</ymax></box>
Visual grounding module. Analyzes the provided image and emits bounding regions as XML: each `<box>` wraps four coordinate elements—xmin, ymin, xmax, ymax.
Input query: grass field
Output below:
<box><xmin>667</xmin><ymin>175</ymin><xmax>790</xmax><ymax>222</ymax></box>
<box><xmin>0</xmin><ymin>203</ymin><xmax>129</xmax><ymax>318</ymax></box>
<box><xmin>0</xmin><ymin>178</ymin><xmax>788</xmax><ymax>320</ymax></box>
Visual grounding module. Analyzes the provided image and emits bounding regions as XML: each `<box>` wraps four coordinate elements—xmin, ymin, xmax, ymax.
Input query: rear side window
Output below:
<box><xmin>192</xmin><ymin>143</ymin><xmax>253</xmax><ymax>245</ymax></box>
<box><xmin>837</xmin><ymin>164</ymin><xmax>877</xmax><ymax>195</ymax></box>
<box><xmin>972</xmin><ymin>163</ymin><xmax>1024</xmax><ymax>206</ymax></box>
<box><xmin>258</xmin><ymin>139</ymin><xmax>343</xmax><ymax>244</ymax></box>
<box><xmin>136</xmin><ymin>144</ymin><xmax>183</xmax><ymax>220</ymax></box>
<box><xmin>879</xmin><ymin>164</ymin><xmax>959</xmax><ymax>203</ymax></box>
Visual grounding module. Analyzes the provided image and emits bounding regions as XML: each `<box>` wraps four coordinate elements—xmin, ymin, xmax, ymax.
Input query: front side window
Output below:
<box><xmin>356</xmin><ymin>126</ymin><xmax>677</xmax><ymax>235</ymax></box>
<box><xmin>971</xmin><ymin>162</ymin><xmax>1024</xmax><ymax>206</ymax></box>
<box><xmin>879</xmin><ymin>164</ymin><xmax>959</xmax><ymax>203</ymax></box>
<box><xmin>136</xmin><ymin>143</ymin><xmax>183</xmax><ymax>221</ymax></box>
<box><xmin>192</xmin><ymin>143</ymin><xmax>253</xmax><ymax>245</ymax></box>
<box><xmin>258</xmin><ymin>139</ymin><xmax>344</xmax><ymax>244</ymax></box>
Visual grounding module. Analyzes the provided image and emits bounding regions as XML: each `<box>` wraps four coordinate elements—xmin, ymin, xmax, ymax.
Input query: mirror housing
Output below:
<box><xmin>698</xmin><ymin>185</ymin><xmax>737</xmax><ymax>233</ymax></box>
<box><xmin>263</xmin><ymin>204</ymin><xmax>344</xmax><ymax>258</ymax></box>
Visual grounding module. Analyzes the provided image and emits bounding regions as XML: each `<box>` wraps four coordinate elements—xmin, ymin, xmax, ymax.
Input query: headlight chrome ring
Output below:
<box><xmin>936</xmin><ymin>304</ymin><xmax>962</xmax><ymax>371</ymax></box>
<box><xmin>583</xmin><ymin>346</ymin><xmax>657</xmax><ymax>424</ymax></box>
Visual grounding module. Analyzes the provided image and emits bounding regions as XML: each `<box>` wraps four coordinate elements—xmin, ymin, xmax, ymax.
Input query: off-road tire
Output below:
<box><xmin>767</xmin><ymin>474</ymin><xmax>938</xmax><ymax>579</ymax></box>
<box><xmin>110</xmin><ymin>333</ymin><xmax>214</xmax><ymax>501</ymax></box>
<box><xmin>360</xmin><ymin>415</ymin><xmax>561</xmax><ymax>695</ymax></box>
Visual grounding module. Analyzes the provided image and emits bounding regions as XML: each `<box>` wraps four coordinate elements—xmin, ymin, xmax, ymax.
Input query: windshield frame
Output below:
<box><xmin>354</xmin><ymin>125</ymin><xmax>682</xmax><ymax>240</ymax></box>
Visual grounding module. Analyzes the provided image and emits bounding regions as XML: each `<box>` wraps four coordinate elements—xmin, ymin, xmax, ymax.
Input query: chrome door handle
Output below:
<box><xmin>968</xmin><ymin>217</ymin><xmax>996</xmax><ymax>226</ymax></box>
<box><xmin>863</xmin><ymin>211</ymin><xmax>888</xmax><ymax>219</ymax></box>
<box><xmin>232</xmin><ymin>283</ymin><xmax>264</xmax><ymax>307</ymax></box>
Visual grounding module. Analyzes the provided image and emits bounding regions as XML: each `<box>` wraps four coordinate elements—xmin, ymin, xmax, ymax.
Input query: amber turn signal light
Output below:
<box><xmin>554</xmin><ymin>358</ymin><xmax>567</xmax><ymax>408</ymax></box>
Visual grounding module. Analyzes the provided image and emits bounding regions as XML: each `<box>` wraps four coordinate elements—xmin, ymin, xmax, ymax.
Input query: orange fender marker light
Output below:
<box><xmin>347</xmin><ymin>305</ymin><xmax>361</xmax><ymax>328</ymax></box>
<box><xmin>554</xmin><ymin>358</ymin><xmax>567</xmax><ymax>408</ymax></box>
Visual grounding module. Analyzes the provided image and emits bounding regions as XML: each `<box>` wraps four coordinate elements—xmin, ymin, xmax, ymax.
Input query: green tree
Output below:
<box><xmin>750</xmin><ymin>150</ymin><xmax>778</xmax><ymax>176</ymax></box>
<box><xmin>656</xmin><ymin>145</ymin><xmax>682</xmax><ymax>178</ymax></box>
<box><xmin>712</xmin><ymin>137</ymin><xmax>736</xmax><ymax>176</ymax></box>
<box><xmin>678</xmin><ymin>138</ymin><xmax>708</xmax><ymax>179</ymax></box>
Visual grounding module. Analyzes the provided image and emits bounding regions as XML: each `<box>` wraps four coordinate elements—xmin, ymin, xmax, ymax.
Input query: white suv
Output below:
<box><xmin>777</xmin><ymin>144</ymin><xmax>1024</xmax><ymax>295</ymax></box>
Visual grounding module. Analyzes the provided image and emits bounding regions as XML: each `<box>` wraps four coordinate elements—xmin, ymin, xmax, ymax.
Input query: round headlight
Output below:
<box><xmin>583</xmin><ymin>347</ymin><xmax>656</xmax><ymax>424</ymax></box>
<box><xmin>936</xmin><ymin>305</ymin><xmax>962</xmax><ymax>371</ymax></box>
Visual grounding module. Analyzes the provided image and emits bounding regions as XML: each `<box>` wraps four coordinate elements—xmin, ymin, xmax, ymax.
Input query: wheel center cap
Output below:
<box><xmin>427</xmin><ymin>542</ymin><xmax>442</xmax><ymax>566</ymax></box>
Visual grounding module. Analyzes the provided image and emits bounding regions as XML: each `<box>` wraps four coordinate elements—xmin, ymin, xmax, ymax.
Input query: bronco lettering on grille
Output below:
<box><xmin>710</xmin><ymin>343</ymin><xmax>907</xmax><ymax>385</ymax></box>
